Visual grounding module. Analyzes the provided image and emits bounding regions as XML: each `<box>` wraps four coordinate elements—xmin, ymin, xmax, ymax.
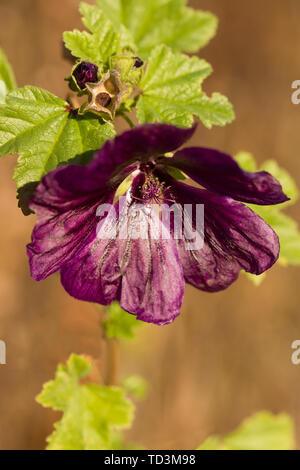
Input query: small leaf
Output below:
<box><xmin>64</xmin><ymin>3</ymin><xmax>135</xmax><ymax>64</ymax></box>
<box><xmin>102</xmin><ymin>302</ymin><xmax>142</xmax><ymax>340</ymax></box>
<box><xmin>37</xmin><ymin>354</ymin><xmax>92</xmax><ymax>411</ymax></box>
<box><xmin>64</xmin><ymin>3</ymin><xmax>119</xmax><ymax>64</ymax></box>
<box><xmin>37</xmin><ymin>354</ymin><xmax>135</xmax><ymax>451</ymax></box>
<box><xmin>0</xmin><ymin>86</ymin><xmax>115</xmax><ymax>187</ymax></box>
<box><xmin>63</xmin><ymin>29</ymin><xmax>118</xmax><ymax>65</ymax></box>
<box><xmin>137</xmin><ymin>45</ymin><xmax>234</xmax><ymax>128</ymax></box>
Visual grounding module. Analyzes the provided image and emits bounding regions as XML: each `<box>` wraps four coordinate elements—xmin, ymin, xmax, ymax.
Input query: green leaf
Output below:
<box><xmin>95</xmin><ymin>1</ymin><xmax>136</xmax><ymax>52</ymax></box>
<box><xmin>37</xmin><ymin>354</ymin><xmax>135</xmax><ymax>451</ymax></box>
<box><xmin>197</xmin><ymin>412</ymin><xmax>295</xmax><ymax>451</ymax></box>
<box><xmin>0</xmin><ymin>86</ymin><xmax>115</xmax><ymax>188</ymax></box>
<box><xmin>64</xmin><ymin>3</ymin><xmax>135</xmax><ymax>64</ymax></box>
<box><xmin>102</xmin><ymin>302</ymin><xmax>142</xmax><ymax>340</ymax></box>
<box><xmin>63</xmin><ymin>27</ymin><xmax>118</xmax><ymax>66</ymax></box>
<box><xmin>122</xmin><ymin>375</ymin><xmax>148</xmax><ymax>401</ymax></box>
<box><xmin>37</xmin><ymin>354</ymin><xmax>92</xmax><ymax>411</ymax></box>
<box><xmin>64</xmin><ymin>3</ymin><xmax>119</xmax><ymax>64</ymax></box>
<box><xmin>96</xmin><ymin>0</ymin><xmax>122</xmax><ymax>27</ymax></box>
<box><xmin>0</xmin><ymin>47</ymin><xmax>16</xmax><ymax>95</ymax></box>
<box><xmin>96</xmin><ymin>0</ymin><xmax>217</xmax><ymax>59</ymax></box>
<box><xmin>137</xmin><ymin>45</ymin><xmax>234</xmax><ymax>128</ymax></box>
<box><xmin>189</xmin><ymin>92</ymin><xmax>235</xmax><ymax>129</ymax></box>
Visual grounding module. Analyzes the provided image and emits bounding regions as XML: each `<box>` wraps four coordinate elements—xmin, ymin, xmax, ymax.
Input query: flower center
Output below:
<box><xmin>141</xmin><ymin>175</ymin><xmax>166</xmax><ymax>205</ymax></box>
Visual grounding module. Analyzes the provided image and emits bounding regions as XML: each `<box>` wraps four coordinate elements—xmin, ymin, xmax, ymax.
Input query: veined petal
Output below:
<box><xmin>165</xmin><ymin>147</ymin><xmax>289</xmax><ymax>205</ymax></box>
<box><xmin>27</xmin><ymin>165</ymin><xmax>114</xmax><ymax>281</ymax></box>
<box><xmin>61</xmin><ymin>195</ymin><xmax>185</xmax><ymax>325</ymax></box>
<box><xmin>164</xmin><ymin>178</ymin><xmax>280</xmax><ymax>292</ymax></box>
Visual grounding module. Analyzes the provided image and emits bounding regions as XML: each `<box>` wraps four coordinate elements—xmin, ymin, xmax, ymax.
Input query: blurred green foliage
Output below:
<box><xmin>197</xmin><ymin>411</ymin><xmax>295</xmax><ymax>450</ymax></box>
<box><xmin>122</xmin><ymin>374</ymin><xmax>149</xmax><ymax>401</ymax></box>
<box><xmin>102</xmin><ymin>302</ymin><xmax>143</xmax><ymax>340</ymax></box>
<box><xmin>0</xmin><ymin>47</ymin><xmax>16</xmax><ymax>103</ymax></box>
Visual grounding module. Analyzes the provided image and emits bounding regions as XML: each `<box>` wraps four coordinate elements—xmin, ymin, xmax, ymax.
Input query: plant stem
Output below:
<box><xmin>120</xmin><ymin>112</ymin><xmax>135</xmax><ymax>129</ymax></box>
<box><xmin>106</xmin><ymin>338</ymin><xmax>120</xmax><ymax>386</ymax></box>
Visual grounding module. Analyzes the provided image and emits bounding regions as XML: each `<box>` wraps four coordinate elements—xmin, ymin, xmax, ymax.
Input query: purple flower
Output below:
<box><xmin>27</xmin><ymin>124</ymin><xmax>288</xmax><ymax>325</ymax></box>
<box><xmin>73</xmin><ymin>62</ymin><xmax>98</xmax><ymax>89</ymax></box>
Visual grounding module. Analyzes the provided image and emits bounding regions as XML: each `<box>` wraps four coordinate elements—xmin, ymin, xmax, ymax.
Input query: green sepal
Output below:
<box><xmin>109</xmin><ymin>55</ymin><xmax>144</xmax><ymax>87</ymax></box>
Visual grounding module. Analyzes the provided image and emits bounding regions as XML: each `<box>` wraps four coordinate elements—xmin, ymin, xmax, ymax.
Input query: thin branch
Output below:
<box><xmin>106</xmin><ymin>338</ymin><xmax>120</xmax><ymax>386</ymax></box>
<box><xmin>120</xmin><ymin>112</ymin><xmax>135</xmax><ymax>129</ymax></box>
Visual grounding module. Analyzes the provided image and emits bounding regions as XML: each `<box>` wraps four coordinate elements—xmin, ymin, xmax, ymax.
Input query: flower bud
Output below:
<box><xmin>133</xmin><ymin>57</ymin><xmax>144</xmax><ymax>69</ymax></box>
<box><xmin>67</xmin><ymin>61</ymin><xmax>99</xmax><ymax>92</ymax></box>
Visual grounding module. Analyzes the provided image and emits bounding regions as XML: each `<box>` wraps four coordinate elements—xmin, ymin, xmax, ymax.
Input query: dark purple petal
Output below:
<box><xmin>73</xmin><ymin>62</ymin><xmax>98</xmax><ymax>89</ymax></box>
<box><xmin>119</xmin><ymin>236</ymin><xmax>184</xmax><ymax>326</ymax></box>
<box><xmin>27</xmin><ymin>166</ymin><xmax>114</xmax><ymax>281</ymax></box>
<box><xmin>90</xmin><ymin>123</ymin><xmax>196</xmax><ymax>186</ymax></box>
<box><xmin>61</xmin><ymin>197</ymin><xmax>185</xmax><ymax>325</ymax></box>
<box><xmin>166</xmin><ymin>147</ymin><xmax>289</xmax><ymax>205</ymax></box>
<box><xmin>162</xmin><ymin>177</ymin><xmax>280</xmax><ymax>292</ymax></box>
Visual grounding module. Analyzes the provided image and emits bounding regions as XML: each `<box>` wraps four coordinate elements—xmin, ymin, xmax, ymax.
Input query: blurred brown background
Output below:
<box><xmin>0</xmin><ymin>0</ymin><xmax>300</xmax><ymax>450</ymax></box>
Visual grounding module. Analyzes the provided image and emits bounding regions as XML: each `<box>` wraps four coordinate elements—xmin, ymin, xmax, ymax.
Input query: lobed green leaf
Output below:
<box><xmin>137</xmin><ymin>45</ymin><xmax>234</xmax><ymax>128</ymax></box>
<box><xmin>0</xmin><ymin>86</ymin><xmax>115</xmax><ymax>188</ymax></box>
<box><xmin>64</xmin><ymin>3</ymin><xmax>135</xmax><ymax>65</ymax></box>
<box><xmin>37</xmin><ymin>354</ymin><xmax>135</xmax><ymax>451</ymax></box>
<box><xmin>96</xmin><ymin>0</ymin><xmax>217</xmax><ymax>59</ymax></box>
